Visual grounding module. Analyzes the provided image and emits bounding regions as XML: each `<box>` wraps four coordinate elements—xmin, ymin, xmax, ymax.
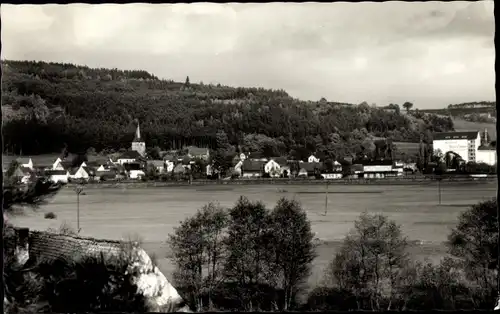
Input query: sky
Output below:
<box><xmin>1</xmin><ymin>1</ymin><xmax>495</xmax><ymax>109</ymax></box>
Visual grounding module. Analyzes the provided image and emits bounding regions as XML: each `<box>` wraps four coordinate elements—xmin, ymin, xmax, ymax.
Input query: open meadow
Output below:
<box><xmin>10</xmin><ymin>181</ymin><xmax>498</xmax><ymax>288</ymax></box>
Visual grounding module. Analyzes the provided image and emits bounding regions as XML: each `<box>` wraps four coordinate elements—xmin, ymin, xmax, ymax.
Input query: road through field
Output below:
<box><xmin>10</xmin><ymin>181</ymin><xmax>497</xmax><ymax>287</ymax></box>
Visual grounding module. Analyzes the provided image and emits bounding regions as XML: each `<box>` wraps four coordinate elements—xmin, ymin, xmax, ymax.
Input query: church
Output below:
<box><xmin>131</xmin><ymin>122</ymin><xmax>146</xmax><ymax>157</ymax></box>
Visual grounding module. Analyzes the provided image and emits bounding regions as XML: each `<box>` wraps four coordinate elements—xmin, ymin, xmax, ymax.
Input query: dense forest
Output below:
<box><xmin>2</xmin><ymin>60</ymin><xmax>454</xmax><ymax>160</ymax></box>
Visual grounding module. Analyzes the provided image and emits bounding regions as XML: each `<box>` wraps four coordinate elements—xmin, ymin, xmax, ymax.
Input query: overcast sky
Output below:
<box><xmin>1</xmin><ymin>2</ymin><xmax>495</xmax><ymax>108</ymax></box>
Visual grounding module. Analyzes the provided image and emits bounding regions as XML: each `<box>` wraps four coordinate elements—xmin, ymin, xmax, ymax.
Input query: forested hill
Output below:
<box><xmin>2</xmin><ymin>60</ymin><xmax>454</xmax><ymax>157</ymax></box>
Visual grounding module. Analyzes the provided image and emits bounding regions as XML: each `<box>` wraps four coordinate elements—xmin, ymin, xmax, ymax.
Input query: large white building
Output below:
<box><xmin>432</xmin><ymin>131</ymin><xmax>481</xmax><ymax>163</ymax></box>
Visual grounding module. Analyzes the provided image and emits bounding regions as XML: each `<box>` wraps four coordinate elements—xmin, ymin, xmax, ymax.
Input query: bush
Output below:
<box><xmin>44</xmin><ymin>212</ymin><xmax>56</xmax><ymax>219</ymax></box>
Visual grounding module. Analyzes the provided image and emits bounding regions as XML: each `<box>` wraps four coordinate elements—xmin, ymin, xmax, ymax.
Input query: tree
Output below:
<box><xmin>268</xmin><ymin>198</ymin><xmax>316</xmax><ymax>310</ymax></box>
<box><xmin>223</xmin><ymin>196</ymin><xmax>273</xmax><ymax>311</ymax></box>
<box><xmin>3</xmin><ymin>178</ymin><xmax>62</xmax><ymax>215</ymax></box>
<box><xmin>86</xmin><ymin>147</ymin><xmax>96</xmax><ymax>156</ymax></box>
<box><xmin>185</xmin><ymin>76</ymin><xmax>190</xmax><ymax>87</ymax></box>
<box><xmin>402</xmin><ymin>102</ymin><xmax>413</xmax><ymax>113</ymax></box>
<box><xmin>146</xmin><ymin>146</ymin><xmax>161</xmax><ymax>160</ymax></box>
<box><xmin>325</xmin><ymin>213</ymin><xmax>409</xmax><ymax>310</ymax></box>
<box><xmin>447</xmin><ymin>198</ymin><xmax>498</xmax><ymax>307</ymax></box>
<box><xmin>71</xmin><ymin>153</ymin><xmax>88</xmax><ymax>168</ymax></box>
<box><xmin>169</xmin><ymin>203</ymin><xmax>228</xmax><ymax>311</ymax></box>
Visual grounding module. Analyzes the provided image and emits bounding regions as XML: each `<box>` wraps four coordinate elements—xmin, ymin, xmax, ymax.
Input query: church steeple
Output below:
<box><xmin>134</xmin><ymin>122</ymin><xmax>142</xmax><ymax>141</ymax></box>
<box><xmin>131</xmin><ymin>120</ymin><xmax>146</xmax><ymax>157</ymax></box>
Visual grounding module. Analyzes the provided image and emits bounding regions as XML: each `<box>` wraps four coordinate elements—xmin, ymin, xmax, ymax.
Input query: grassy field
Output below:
<box><xmin>452</xmin><ymin>117</ymin><xmax>496</xmax><ymax>140</ymax></box>
<box><xmin>9</xmin><ymin>181</ymin><xmax>497</xmax><ymax>288</ymax></box>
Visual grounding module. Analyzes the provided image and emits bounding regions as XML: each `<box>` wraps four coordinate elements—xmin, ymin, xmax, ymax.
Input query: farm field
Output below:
<box><xmin>9</xmin><ymin>182</ymin><xmax>497</xmax><ymax>288</ymax></box>
<box><xmin>452</xmin><ymin>117</ymin><xmax>497</xmax><ymax>140</ymax></box>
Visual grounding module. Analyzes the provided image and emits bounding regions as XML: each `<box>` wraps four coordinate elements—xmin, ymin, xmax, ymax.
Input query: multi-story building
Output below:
<box><xmin>432</xmin><ymin>131</ymin><xmax>481</xmax><ymax>163</ymax></box>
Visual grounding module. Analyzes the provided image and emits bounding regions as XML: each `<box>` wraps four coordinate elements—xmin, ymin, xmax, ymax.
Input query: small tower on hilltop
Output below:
<box><xmin>131</xmin><ymin>121</ymin><xmax>146</xmax><ymax>157</ymax></box>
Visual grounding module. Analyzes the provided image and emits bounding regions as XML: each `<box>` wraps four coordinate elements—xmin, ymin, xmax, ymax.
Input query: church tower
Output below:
<box><xmin>131</xmin><ymin>122</ymin><xmax>146</xmax><ymax>157</ymax></box>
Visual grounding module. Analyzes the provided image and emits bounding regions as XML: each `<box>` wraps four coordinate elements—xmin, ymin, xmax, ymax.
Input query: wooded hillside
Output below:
<box><xmin>2</xmin><ymin>60</ymin><xmax>454</xmax><ymax>159</ymax></box>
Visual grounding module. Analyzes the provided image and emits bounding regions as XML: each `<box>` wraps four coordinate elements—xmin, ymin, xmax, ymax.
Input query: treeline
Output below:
<box><xmin>169</xmin><ymin>197</ymin><xmax>499</xmax><ymax>311</ymax></box>
<box><xmin>448</xmin><ymin>101</ymin><xmax>496</xmax><ymax>109</ymax></box>
<box><xmin>2</xmin><ymin>60</ymin><xmax>453</xmax><ymax>158</ymax></box>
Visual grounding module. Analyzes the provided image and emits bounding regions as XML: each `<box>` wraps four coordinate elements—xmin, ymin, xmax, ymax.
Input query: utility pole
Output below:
<box><xmin>437</xmin><ymin>176</ymin><xmax>442</xmax><ymax>205</ymax></box>
<box><xmin>74</xmin><ymin>184</ymin><xmax>84</xmax><ymax>233</ymax></box>
<box><xmin>324</xmin><ymin>181</ymin><xmax>329</xmax><ymax>216</ymax></box>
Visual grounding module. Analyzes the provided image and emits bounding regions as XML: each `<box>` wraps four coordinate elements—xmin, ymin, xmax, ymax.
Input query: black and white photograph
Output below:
<box><xmin>1</xmin><ymin>1</ymin><xmax>497</xmax><ymax>313</ymax></box>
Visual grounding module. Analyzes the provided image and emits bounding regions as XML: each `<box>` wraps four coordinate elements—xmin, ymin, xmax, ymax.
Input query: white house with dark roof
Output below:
<box><xmin>432</xmin><ymin>131</ymin><xmax>481</xmax><ymax>163</ymax></box>
<box><xmin>308</xmin><ymin>154</ymin><xmax>320</xmax><ymax>163</ymax></box>
<box><xmin>17</xmin><ymin>157</ymin><xmax>34</xmax><ymax>170</ymax></box>
<box><xmin>45</xmin><ymin>169</ymin><xmax>70</xmax><ymax>184</ymax></box>
<box><xmin>476</xmin><ymin>145</ymin><xmax>497</xmax><ymax>166</ymax></box>
<box><xmin>117</xmin><ymin>150</ymin><xmax>143</xmax><ymax>165</ymax></box>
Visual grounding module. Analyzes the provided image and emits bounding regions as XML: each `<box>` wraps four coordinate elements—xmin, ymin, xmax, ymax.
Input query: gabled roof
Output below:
<box><xmin>242</xmin><ymin>160</ymin><xmax>266</xmax><ymax>172</ymax></box>
<box><xmin>16</xmin><ymin>157</ymin><xmax>32</xmax><ymax>164</ymax></box>
<box><xmin>45</xmin><ymin>170</ymin><xmax>68</xmax><ymax>176</ymax></box>
<box><xmin>187</xmin><ymin>146</ymin><xmax>209</xmax><ymax>156</ymax></box>
<box><xmin>433</xmin><ymin>131</ymin><xmax>479</xmax><ymax>141</ymax></box>
<box><xmin>149</xmin><ymin>160</ymin><xmax>165</xmax><ymax>167</ymax></box>
<box><xmin>301</xmin><ymin>162</ymin><xmax>323</xmax><ymax>172</ymax></box>
<box><xmin>81</xmin><ymin>166</ymin><xmax>93</xmax><ymax>174</ymax></box>
<box><xmin>270</xmin><ymin>157</ymin><xmax>287</xmax><ymax>165</ymax></box>
<box><xmin>163</xmin><ymin>155</ymin><xmax>176</xmax><ymax>162</ymax></box>
<box><xmin>20</xmin><ymin>166</ymin><xmax>33</xmax><ymax>174</ymax></box>
<box><xmin>478</xmin><ymin>145</ymin><xmax>496</xmax><ymax>151</ymax></box>
<box><xmin>123</xmin><ymin>163</ymin><xmax>141</xmax><ymax>171</ymax></box>
<box><xmin>173</xmin><ymin>163</ymin><xmax>186</xmax><ymax>173</ymax></box>
<box><xmin>59</xmin><ymin>161</ymin><xmax>73</xmax><ymax>169</ymax></box>
<box><xmin>118</xmin><ymin>150</ymin><xmax>142</xmax><ymax>159</ymax></box>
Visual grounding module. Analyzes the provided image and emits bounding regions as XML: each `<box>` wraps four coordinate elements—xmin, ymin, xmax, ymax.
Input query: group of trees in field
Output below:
<box><xmin>169</xmin><ymin>197</ymin><xmax>499</xmax><ymax>311</ymax></box>
<box><xmin>169</xmin><ymin>197</ymin><xmax>315</xmax><ymax>311</ymax></box>
<box><xmin>2</xmin><ymin>60</ymin><xmax>453</xmax><ymax>163</ymax></box>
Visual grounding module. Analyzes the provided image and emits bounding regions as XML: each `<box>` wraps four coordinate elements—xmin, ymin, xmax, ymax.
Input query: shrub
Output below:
<box><xmin>44</xmin><ymin>212</ymin><xmax>56</xmax><ymax>219</ymax></box>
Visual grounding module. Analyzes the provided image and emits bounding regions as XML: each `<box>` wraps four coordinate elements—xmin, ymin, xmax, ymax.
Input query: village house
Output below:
<box><xmin>148</xmin><ymin>160</ymin><xmax>165</xmax><ymax>173</ymax></box>
<box><xmin>9</xmin><ymin>164</ymin><xmax>34</xmax><ymax>184</ymax></box>
<box><xmin>360</xmin><ymin>159</ymin><xmax>397</xmax><ymax>179</ymax></box>
<box><xmin>307</xmin><ymin>154</ymin><xmax>320</xmax><ymax>163</ymax></box>
<box><xmin>247</xmin><ymin>152</ymin><xmax>268</xmax><ymax>162</ymax></box>
<box><xmin>95</xmin><ymin>169</ymin><xmax>117</xmax><ymax>181</ymax></box>
<box><xmin>241</xmin><ymin>160</ymin><xmax>266</xmax><ymax>178</ymax></box>
<box><xmin>264</xmin><ymin>159</ymin><xmax>281</xmax><ymax>178</ymax></box>
<box><xmin>16</xmin><ymin>157</ymin><xmax>34</xmax><ymax>170</ymax></box>
<box><xmin>70</xmin><ymin>165</ymin><xmax>94</xmax><ymax>181</ymax></box>
<box><xmin>298</xmin><ymin>162</ymin><xmax>323</xmax><ymax>178</ymax></box>
<box><xmin>186</xmin><ymin>146</ymin><xmax>210</xmax><ymax>160</ymax></box>
<box><xmin>321</xmin><ymin>160</ymin><xmax>343</xmax><ymax>179</ymax></box>
<box><xmin>172</xmin><ymin>163</ymin><xmax>186</xmax><ymax>176</ymax></box>
<box><xmin>116</xmin><ymin>150</ymin><xmax>143</xmax><ymax>165</ymax></box>
<box><xmin>45</xmin><ymin>169</ymin><xmax>70</xmax><ymax>184</ymax></box>
<box><xmin>123</xmin><ymin>163</ymin><xmax>145</xmax><ymax>179</ymax></box>
<box><xmin>52</xmin><ymin>158</ymin><xmax>73</xmax><ymax>171</ymax></box>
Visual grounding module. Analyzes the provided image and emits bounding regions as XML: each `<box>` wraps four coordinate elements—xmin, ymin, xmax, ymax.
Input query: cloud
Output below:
<box><xmin>1</xmin><ymin>2</ymin><xmax>495</xmax><ymax>108</ymax></box>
